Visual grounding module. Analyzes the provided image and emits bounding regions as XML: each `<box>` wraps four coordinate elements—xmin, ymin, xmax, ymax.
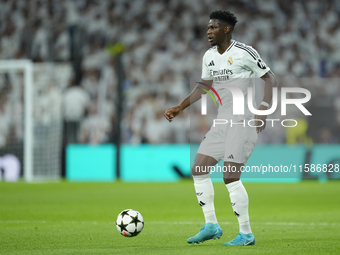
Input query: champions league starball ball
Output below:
<box><xmin>116</xmin><ymin>209</ymin><xmax>144</xmax><ymax>237</ymax></box>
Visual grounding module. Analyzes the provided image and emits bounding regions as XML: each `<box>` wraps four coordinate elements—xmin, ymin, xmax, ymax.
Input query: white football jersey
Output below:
<box><xmin>201</xmin><ymin>39</ymin><xmax>270</xmax><ymax>120</ymax></box>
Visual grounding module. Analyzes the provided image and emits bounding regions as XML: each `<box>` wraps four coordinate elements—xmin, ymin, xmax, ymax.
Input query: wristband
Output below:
<box><xmin>260</xmin><ymin>101</ymin><xmax>269</xmax><ymax>108</ymax></box>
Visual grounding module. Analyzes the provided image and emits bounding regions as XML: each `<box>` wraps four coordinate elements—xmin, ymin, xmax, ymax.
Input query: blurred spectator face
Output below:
<box><xmin>319</xmin><ymin>127</ymin><xmax>333</xmax><ymax>144</ymax></box>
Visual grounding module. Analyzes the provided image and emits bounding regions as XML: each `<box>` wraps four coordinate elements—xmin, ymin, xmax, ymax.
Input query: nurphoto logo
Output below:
<box><xmin>197</xmin><ymin>82</ymin><xmax>312</xmax><ymax>128</ymax></box>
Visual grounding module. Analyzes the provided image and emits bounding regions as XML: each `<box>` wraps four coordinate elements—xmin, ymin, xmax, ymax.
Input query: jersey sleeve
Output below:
<box><xmin>242</xmin><ymin>46</ymin><xmax>270</xmax><ymax>78</ymax></box>
<box><xmin>201</xmin><ymin>51</ymin><xmax>213</xmax><ymax>80</ymax></box>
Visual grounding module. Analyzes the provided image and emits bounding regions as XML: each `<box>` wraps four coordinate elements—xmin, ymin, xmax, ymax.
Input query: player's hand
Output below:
<box><xmin>164</xmin><ymin>106</ymin><xmax>183</xmax><ymax>122</ymax></box>
<box><xmin>254</xmin><ymin>105</ymin><xmax>268</xmax><ymax>133</ymax></box>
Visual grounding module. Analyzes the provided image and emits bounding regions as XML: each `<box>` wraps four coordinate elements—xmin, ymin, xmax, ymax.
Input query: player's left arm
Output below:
<box><xmin>255</xmin><ymin>70</ymin><xmax>277</xmax><ymax>133</ymax></box>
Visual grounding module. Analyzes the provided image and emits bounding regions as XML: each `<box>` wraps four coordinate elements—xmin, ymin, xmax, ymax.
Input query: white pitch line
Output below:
<box><xmin>0</xmin><ymin>220</ymin><xmax>339</xmax><ymax>226</ymax></box>
<box><xmin>149</xmin><ymin>221</ymin><xmax>340</xmax><ymax>226</ymax></box>
<box><xmin>0</xmin><ymin>220</ymin><xmax>47</xmax><ymax>224</ymax></box>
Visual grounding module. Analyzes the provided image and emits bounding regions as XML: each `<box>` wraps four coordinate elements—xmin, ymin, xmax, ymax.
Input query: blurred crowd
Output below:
<box><xmin>1</xmin><ymin>0</ymin><xmax>340</xmax><ymax>147</ymax></box>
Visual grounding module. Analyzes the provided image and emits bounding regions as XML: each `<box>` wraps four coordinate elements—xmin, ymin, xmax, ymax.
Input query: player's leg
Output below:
<box><xmin>223</xmin><ymin>163</ymin><xmax>250</xmax><ymax>235</ymax></box>
<box><xmin>187</xmin><ymin>153</ymin><xmax>223</xmax><ymax>244</ymax></box>
<box><xmin>192</xmin><ymin>153</ymin><xmax>218</xmax><ymax>224</ymax></box>
<box><xmin>222</xmin><ymin>162</ymin><xmax>255</xmax><ymax>246</ymax></box>
<box><xmin>221</xmin><ymin>124</ymin><xmax>257</xmax><ymax>246</ymax></box>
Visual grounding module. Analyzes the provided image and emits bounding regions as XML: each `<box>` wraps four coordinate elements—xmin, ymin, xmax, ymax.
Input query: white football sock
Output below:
<box><xmin>193</xmin><ymin>174</ymin><xmax>218</xmax><ymax>224</ymax></box>
<box><xmin>226</xmin><ymin>180</ymin><xmax>252</xmax><ymax>234</ymax></box>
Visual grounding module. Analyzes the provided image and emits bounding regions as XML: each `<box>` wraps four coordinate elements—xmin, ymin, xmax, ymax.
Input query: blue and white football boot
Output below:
<box><xmin>222</xmin><ymin>232</ymin><xmax>255</xmax><ymax>246</ymax></box>
<box><xmin>187</xmin><ymin>223</ymin><xmax>223</xmax><ymax>244</ymax></box>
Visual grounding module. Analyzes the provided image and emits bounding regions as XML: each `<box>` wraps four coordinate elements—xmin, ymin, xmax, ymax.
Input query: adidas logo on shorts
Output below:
<box><xmin>227</xmin><ymin>154</ymin><xmax>234</xmax><ymax>159</ymax></box>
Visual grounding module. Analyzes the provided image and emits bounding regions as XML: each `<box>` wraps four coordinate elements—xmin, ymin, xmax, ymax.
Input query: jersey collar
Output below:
<box><xmin>217</xmin><ymin>40</ymin><xmax>236</xmax><ymax>55</ymax></box>
<box><xmin>226</xmin><ymin>40</ymin><xmax>236</xmax><ymax>52</ymax></box>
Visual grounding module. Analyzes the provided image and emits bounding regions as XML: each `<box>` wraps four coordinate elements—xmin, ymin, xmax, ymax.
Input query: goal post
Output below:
<box><xmin>0</xmin><ymin>60</ymin><xmax>69</xmax><ymax>182</ymax></box>
<box><xmin>0</xmin><ymin>60</ymin><xmax>33</xmax><ymax>182</ymax></box>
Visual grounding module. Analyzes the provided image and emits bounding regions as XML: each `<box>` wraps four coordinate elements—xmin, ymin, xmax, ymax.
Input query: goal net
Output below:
<box><xmin>0</xmin><ymin>60</ymin><xmax>71</xmax><ymax>181</ymax></box>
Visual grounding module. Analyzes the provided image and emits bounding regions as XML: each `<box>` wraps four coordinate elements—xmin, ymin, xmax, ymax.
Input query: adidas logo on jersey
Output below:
<box><xmin>208</xmin><ymin>60</ymin><xmax>215</xmax><ymax>66</ymax></box>
<box><xmin>227</xmin><ymin>154</ymin><xmax>234</xmax><ymax>159</ymax></box>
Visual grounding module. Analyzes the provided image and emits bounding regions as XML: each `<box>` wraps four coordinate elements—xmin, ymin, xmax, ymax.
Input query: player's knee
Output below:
<box><xmin>223</xmin><ymin>177</ymin><xmax>240</xmax><ymax>184</ymax></box>
<box><xmin>191</xmin><ymin>164</ymin><xmax>208</xmax><ymax>176</ymax></box>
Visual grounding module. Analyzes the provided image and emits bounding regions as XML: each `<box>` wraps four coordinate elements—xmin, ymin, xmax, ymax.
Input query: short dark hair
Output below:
<box><xmin>209</xmin><ymin>10</ymin><xmax>238</xmax><ymax>29</ymax></box>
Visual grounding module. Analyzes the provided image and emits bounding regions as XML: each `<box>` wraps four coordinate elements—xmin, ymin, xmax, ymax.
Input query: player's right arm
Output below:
<box><xmin>164</xmin><ymin>51</ymin><xmax>213</xmax><ymax>122</ymax></box>
<box><xmin>164</xmin><ymin>79</ymin><xmax>213</xmax><ymax>122</ymax></box>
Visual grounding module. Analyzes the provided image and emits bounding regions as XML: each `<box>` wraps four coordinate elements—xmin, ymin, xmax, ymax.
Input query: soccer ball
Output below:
<box><xmin>116</xmin><ymin>209</ymin><xmax>144</xmax><ymax>237</ymax></box>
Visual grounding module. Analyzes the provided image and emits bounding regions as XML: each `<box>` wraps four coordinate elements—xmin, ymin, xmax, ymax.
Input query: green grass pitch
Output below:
<box><xmin>1</xmin><ymin>180</ymin><xmax>340</xmax><ymax>254</ymax></box>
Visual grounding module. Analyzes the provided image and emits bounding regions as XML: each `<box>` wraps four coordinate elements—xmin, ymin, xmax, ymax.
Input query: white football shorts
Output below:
<box><xmin>197</xmin><ymin>120</ymin><xmax>258</xmax><ymax>164</ymax></box>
